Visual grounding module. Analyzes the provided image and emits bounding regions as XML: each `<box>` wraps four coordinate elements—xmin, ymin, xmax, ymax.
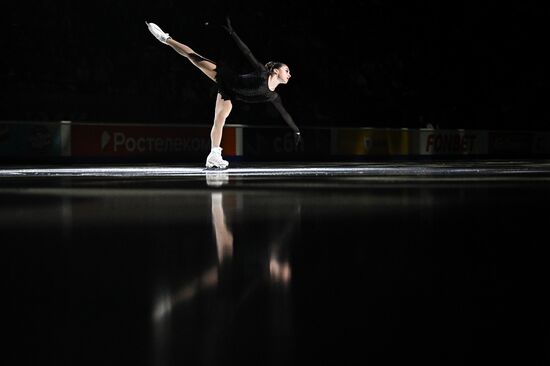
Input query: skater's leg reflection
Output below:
<box><xmin>153</xmin><ymin>192</ymin><xmax>234</xmax><ymax>321</ymax></box>
<box><xmin>152</xmin><ymin>191</ymin><xmax>235</xmax><ymax>365</ymax></box>
<box><xmin>211</xmin><ymin>192</ymin><xmax>233</xmax><ymax>264</ymax></box>
<box><xmin>153</xmin><ymin>190</ymin><xmax>300</xmax><ymax>365</ymax></box>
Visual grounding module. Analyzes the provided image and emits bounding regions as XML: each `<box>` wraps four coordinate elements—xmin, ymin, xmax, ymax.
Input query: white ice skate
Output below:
<box><xmin>205</xmin><ymin>147</ymin><xmax>229</xmax><ymax>169</ymax></box>
<box><xmin>145</xmin><ymin>21</ymin><xmax>171</xmax><ymax>44</ymax></box>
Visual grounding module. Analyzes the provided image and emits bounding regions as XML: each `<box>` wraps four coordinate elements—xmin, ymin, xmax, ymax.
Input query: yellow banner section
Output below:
<box><xmin>331</xmin><ymin>128</ymin><xmax>410</xmax><ymax>156</ymax></box>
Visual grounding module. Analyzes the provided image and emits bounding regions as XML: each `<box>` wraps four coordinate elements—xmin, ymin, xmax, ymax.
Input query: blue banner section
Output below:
<box><xmin>488</xmin><ymin>131</ymin><xmax>534</xmax><ymax>155</ymax></box>
<box><xmin>242</xmin><ymin>127</ymin><xmax>331</xmax><ymax>159</ymax></box>
<box><xmin>0</xmin><ymin>123</ymin><xmax>63</xmax><ymax>156</ymax></box>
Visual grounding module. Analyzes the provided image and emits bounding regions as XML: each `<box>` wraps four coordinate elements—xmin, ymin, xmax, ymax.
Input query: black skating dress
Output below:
<box><xmin>214</xmin><ymin>26</ymin><xmax>300</xmax><ymax>135</ymax></box>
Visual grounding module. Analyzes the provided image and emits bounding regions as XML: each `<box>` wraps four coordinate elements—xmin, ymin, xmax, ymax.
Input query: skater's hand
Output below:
<box><xmin>221</xmin><ymin>16</ymin><xmax>235</xmax><ymax>35</ymax></box>
<box><xmin>294</xmin><ymin>132</ymin><xmax>302</xmax><ymax>147</ymax></box>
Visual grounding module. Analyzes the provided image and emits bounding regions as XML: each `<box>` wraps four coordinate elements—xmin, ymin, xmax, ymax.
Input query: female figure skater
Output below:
<box><xmin>146</xmin><ymin>17</ymin><xmax>301</xmax><ymax>168</ymax></box>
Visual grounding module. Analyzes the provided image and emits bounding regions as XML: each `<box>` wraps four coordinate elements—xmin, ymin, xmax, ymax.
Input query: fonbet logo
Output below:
<box><xmin>99</xmin><ymin>130</ymin><xmax>209</xmax><ymax>154</ymax></box>
<box><xmin>425</xmin><ymin>132</ymin><xmax>476</xmax><ymax>153</ymax></box>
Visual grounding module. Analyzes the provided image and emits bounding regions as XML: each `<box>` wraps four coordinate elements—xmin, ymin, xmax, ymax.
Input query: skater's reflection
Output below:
<box><xmin>211</xmin><ymin>191</ymin><xmax>233</xmax><ymax>264</ymax></box>
<box><xmin>268</xmin><ymin>201</ymin><xmax>300</xmax><ymax>286</ymax></box>
<box><xmin>152</xmin><ymin>191</ymin><xmax>233</xmax><ymax>322</ymax></box>
<box><xmin>153</xmin><ymin>175</ymin><xmax>300</xmax><ymax>365</ymax></box>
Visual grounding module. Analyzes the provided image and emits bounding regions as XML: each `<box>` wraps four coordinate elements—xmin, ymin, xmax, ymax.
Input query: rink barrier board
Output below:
<box><xmin>1</xmin><ymin>121</ymin><xmax>549</xmax><ymax>161</ymax></box>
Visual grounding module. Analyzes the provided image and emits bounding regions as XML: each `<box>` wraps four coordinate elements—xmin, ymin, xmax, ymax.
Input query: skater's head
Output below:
<box><xmin>265</xmin><ymin>61</ymin><xmax>291</xmax><ymax>84</ymax></box>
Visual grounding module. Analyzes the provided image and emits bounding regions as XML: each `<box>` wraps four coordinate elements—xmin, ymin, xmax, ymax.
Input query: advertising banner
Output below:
<box><xmin>71</xmin><ymin>124</ymin><xmax>241</xmax><ymax>158</ymax></box>
<box><xmin>331</xmin><ymin>128</ymin><xmax>410</xmax><ymax>156</ymax></box>
<box><xmin>533</xmin><ymin>132</ymin><xmax>550</xmax><ymax>154</ymax></box>
<box><xmin>488</xmin><ymin>131</ymin><xmax>533</xmax><ymax>155</ymax></box>
<box><xmin>419</xmin><ymin>129</ymin><xmax>488</xmax><ymax>155</ymax></box>
<box><xmin>0</xmin><ymin>122</ymin><xmax>65</xmax><ymax>156</ymax></box>
<box><xmin>242</xmin><ymin>127</ymin><xmax>331</xmax><ymax>159</ymax></box>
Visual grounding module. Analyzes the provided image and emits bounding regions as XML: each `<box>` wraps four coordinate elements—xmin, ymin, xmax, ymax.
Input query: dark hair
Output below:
<box><xmin>265</xmin><ymin>61</ymin><xmax>286</xmax><ymax>74</ymax></box>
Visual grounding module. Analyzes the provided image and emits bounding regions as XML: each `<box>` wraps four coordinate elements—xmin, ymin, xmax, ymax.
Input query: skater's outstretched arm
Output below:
<box><xmin>222</xmin><ymin>17</ymin><xmax>265</xmax><ymax>70</ymax></box>
<box><xmin>271</xmin><ymin>95</ymin><xmax>302</xmax><ymax>146</ymax></box>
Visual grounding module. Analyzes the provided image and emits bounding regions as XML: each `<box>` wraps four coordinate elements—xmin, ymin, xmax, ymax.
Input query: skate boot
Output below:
<box><xmin>145</xmin><ymin>21</ymin><xmax>172</xmax><ymax>44</ymax></box>
<box><xmin>205</xmin><ymin>147</ymin><xmax>229</xmax><ymax>169</ymax></box>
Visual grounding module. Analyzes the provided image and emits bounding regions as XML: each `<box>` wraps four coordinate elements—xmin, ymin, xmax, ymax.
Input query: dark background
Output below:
<box><xmin>2</xmin><ymin>0</ymin><xmax>548</xmax><ymax>130</ymax></box>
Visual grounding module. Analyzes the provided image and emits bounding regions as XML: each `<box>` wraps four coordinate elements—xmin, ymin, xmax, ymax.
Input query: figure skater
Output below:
<box><xmin>145</xmin><ymin>17</ymin><xmax>301</xmax><ymax>169</ymax></box>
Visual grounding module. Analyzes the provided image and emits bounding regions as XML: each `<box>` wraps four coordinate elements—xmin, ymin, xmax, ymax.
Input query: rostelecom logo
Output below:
<box><xmin>97</xmin><ymin>129</ymin><xmax>209</xmax><ymax>153</ymax></box>
<box><xmin>101</xmin><ymin>131</ymin><xmax>111</xmax><ymax>151</ymax></box>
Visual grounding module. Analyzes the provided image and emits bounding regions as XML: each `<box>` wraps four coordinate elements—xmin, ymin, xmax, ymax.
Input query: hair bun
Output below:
<box><xmin>265</xmin><ymin>61</ymin><xmax>284</xmax><ymax>74</ymax></box>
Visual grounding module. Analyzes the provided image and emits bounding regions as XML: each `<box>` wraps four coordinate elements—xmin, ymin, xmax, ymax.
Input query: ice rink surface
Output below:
<box><xmin>4</xmin><ymin>159</ymin><xmax>550</xmax><ymax>365</ymax></box>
